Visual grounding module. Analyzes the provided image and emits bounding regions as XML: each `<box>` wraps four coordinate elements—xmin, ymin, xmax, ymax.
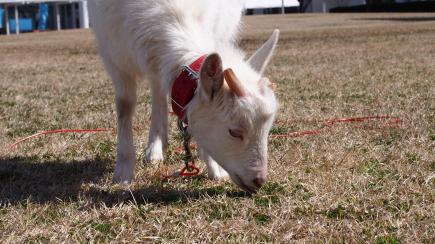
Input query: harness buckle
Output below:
<box><xmin>182</xmin><ymin>65</ymin><xmax>200</xmax><ymax>80</ymax></box>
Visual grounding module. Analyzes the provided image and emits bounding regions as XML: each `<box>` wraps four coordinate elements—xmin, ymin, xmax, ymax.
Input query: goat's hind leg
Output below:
<box><xmin>107</xmin><ymin>64</ymin><xmax>137</xmax><ymax>183</ymax></box>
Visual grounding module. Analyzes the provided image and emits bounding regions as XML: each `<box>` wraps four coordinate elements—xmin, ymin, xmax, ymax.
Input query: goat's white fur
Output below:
<box><xmin>89</xmin><ymin>0</ymin><xmax>279</xmax><ymax>192</ymax></box>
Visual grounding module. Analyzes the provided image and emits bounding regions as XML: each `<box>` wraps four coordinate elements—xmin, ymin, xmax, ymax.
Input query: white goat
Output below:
<box><xmin>88</xmin><ymin>0</ymin><xmax>279</xmax><ymax>192</ymax></box>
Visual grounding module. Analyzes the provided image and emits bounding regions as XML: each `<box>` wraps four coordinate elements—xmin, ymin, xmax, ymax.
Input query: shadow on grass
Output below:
<box><xmin>83</xmin><ymin>185</ymin><xmax>249</xmax><ymax>207</ymax></box>
<box><xmin>0</xmin><ymin>157</ymin><xmax>248</xmax><ymax>206</ymax></box>
<box><xmin>0</xmin><ymin>157</ymin><xmax>111</xmax><ymax>204</ymax></box>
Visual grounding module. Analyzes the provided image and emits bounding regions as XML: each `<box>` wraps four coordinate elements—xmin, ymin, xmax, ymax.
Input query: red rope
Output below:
<box><xmin>8</xmin><ymin>128</ymin><xmax>115</xmax><ymax>149</ymax></box>
<box><xmin>158</xmin><ymin>163</ymin><xmax>201</xmax><ymax>180</ymax></box>
<box><xmin>5</xmin><ymin>115</ymin><xmax>401</xmax><ymax>179</ymax></box>
<box><xmin>270</xmin><ymin>115</ymin><xmax>401</xmax><ymax>139</ymax></box>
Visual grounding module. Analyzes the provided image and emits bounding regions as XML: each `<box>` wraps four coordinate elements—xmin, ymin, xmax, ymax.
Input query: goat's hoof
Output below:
<box><xmin>112</xmin><ymin>175</ymin><xmax>133</xmax><ymax>184</ymax></box>
<box><xmin>143</xmin><ymin>158</ymin><xmax>162</xmax><ymax>165</ymax></box>
<box><xmin>144</xmin><ymin>147</ymin><xmax>164</xmax><ymax>164</ymax></box>
<box><xmin>113</xmin><ymin>165</ymin><xmax>134</xmax><ymax>184</ymax></box>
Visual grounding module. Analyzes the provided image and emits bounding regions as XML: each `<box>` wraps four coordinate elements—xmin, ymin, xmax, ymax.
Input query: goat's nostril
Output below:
<box><xmin>253</xmin><ymin>177</ymin><xmax>265</xmax><ymax>188</ymax></box>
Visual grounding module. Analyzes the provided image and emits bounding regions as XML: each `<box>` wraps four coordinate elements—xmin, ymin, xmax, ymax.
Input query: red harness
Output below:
<box><xmin>171</xmin><ymin>55</ymin><xmax>207</xmax><ymax>123</ymax></box>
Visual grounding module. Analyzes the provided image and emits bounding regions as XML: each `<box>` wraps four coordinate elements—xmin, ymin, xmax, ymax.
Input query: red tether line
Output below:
<box><xmin>270</xmin><ymin>115</ymin><xmax>401</xmax><ymax>139</ymax></box>
<box><xmin>158</xmin><ymin>163</ymin><xmax>201</xmax><ymax>180</ymax></box>
<box><xmin>5</xmin><ymin>115</ymin><xmax>402</xmax><ymax>179</ymax></box>
<box><xmin>8</xmin><ymin>128</ymin><xmax>115</xmax><ymax>149</ymax></box>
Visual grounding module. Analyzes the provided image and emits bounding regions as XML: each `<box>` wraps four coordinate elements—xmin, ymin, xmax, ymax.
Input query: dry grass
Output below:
<box><xmin>0</xmin><ymin>13</ymin><xmax>434</xmax><ymax>243</ymax></box>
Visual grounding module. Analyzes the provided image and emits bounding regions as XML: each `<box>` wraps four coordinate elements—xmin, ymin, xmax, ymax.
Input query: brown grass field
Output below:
<box><xmin>0</xmin><ymin>13</ymin><xmax>434</xmax><ymax>243</ymax></box>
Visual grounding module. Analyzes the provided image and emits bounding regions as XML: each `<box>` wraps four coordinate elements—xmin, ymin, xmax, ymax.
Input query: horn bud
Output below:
<box><xmin>224</xmin><ymin>68</ymin><xmax>246</xmax><ymax>97</ymax></box>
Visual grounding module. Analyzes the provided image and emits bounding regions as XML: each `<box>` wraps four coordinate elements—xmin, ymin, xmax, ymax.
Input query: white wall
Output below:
<box><xmin>306</xmin><ymin>0</ymin><xmax>366</xmax><ymax>13</ymax></box>
<box><xmin>78</xmin><ymin>0</ymin><xmax>88</xmax><ymax>28</ymax></box>
<box><xmin>244</xmin><ymin>0</ymin><xmax>300</xmax><ymax>9</ymax></box>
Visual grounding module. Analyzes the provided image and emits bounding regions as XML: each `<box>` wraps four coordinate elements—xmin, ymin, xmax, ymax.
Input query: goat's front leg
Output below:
<box><xmin>111</xmin><ymin>70</ymin><xmax>137</xmax><ymax>184</ymax></box>
<box><xmin>200</xmin><ymin>149</ymin><xmax>229</xmax><ymax>180</ymax></box>
<box><xmin>144</xmin><ymin>79</ymin><xmax>168</xmax><ymax>163</ymax></box>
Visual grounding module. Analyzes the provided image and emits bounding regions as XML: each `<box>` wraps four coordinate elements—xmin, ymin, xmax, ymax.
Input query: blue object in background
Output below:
<box><xmin>38</xmin><ymin>3</ymin><xmax>48</xmax><ymax>31</ymax></box>
<box><xmin>0</xmin><ymin>7</ymin><xmax>4</xmax><ymax>29</ymax></box>
<box><xmin>10</xmin><ymin>18</ymin><xmax>33</xmax><ymax>32</ymax></box>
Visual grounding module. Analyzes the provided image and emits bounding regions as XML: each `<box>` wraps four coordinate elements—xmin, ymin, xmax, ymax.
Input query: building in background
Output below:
<box><xmin>0</xmin><ymin>0</ymin><xmax>88</xmax><ymax>35</ymax></box>
<box><xmin>244</xmin><ymin>0</ymin><xmax>300</xmax><ymax>14</ymax></box>
<box><xmin>1</xmin><ymin>0</ymin><xmax>300</xmax><ymax>34</ymax></box>
<box><xmin>301</xmin><ymin>0</ymin><xmax>435</xmax><ymax>13</ymax></box>
<box><xmin>2</xmin><ymin>0</ymin><xmax>431</xmax><ymax>35</ymax></box>
<box><xmin>300</xmin><ymin>0</ymin><xmax>366</xmax><ymax>12</ymax></box>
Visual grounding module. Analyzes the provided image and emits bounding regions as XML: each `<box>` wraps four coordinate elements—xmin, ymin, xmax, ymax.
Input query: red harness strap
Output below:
<box><xmin>170</xmin><ymin>55</ymin><xmax>208</xmax><ymax>123</ymax></box>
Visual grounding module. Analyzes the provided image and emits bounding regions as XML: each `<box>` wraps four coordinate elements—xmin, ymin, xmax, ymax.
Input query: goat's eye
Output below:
<box><xmin>229</xmin><ymin>129</ymin><xmax>243</xmax><ymax>140</ymax></box>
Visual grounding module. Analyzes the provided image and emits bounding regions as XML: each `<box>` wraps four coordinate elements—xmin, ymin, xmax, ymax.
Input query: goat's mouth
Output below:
<box><xmin>232</xmin><ymin>174</ymin><xmax>257</xmax><ymax>193</ymax></box>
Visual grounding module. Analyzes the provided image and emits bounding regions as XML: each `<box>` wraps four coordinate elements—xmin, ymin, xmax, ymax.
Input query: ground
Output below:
<box><xmin>0</xmin><ymin>13</ymin><xmax>434</xmax><ymax>243</ymax></box>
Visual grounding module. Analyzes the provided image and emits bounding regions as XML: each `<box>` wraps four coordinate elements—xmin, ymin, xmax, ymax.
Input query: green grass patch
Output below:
<box><xmin>93</xmin><ymin>140</ymin><xmax>116</xmax><ymax>160</ymax></box>
<box><xmin>254</xmin><ymin>195</ymin><xmax>280</xmax><ymax>207</ymax></box>
<box><xmin>260</xmin><ymin>181</ymin><xmax>285</xmax><ymax>195</ymax></box>
<box><xmin>91</xmin><ymin>222</ymin><xmax>112</xmax><ymax>234</ymax></box>
<box><xmin>270</xmin><ymin>126</ymin><xmax>288</xmax><ymax>135</ymax></box>
<box><xmin>253</xmin><ymin>213</ymin><xmax>272</xmax><ymax>225</ymax></box>
<box><xmin>254</xmin><ymin>181</ymin><xmax>285</xmax><ymax>207</ymax></box>
<box><xmin>405</xmin><ymin>153</ymin><xmax>420</xmax><ymax>164</ymax></box>
<box><xmin>31</xmin><ymin>206</ymin><xmax>65</xmax><ymax>225</ymax></box>
<box><xmin>382</xmin><ymin>198</ymin><xmax>412</xmax><ymax>214</ymax></box>
<box><xmin>375</xmin><ymin>234</ymin><xmax>401</xmax><ymax>244</ymax></box>
<box><xmin>291</xmin><ymin>182</ymin><xmax>314</xmax><ymax>201</ymax></box>
<box><xmin>206</xmin><ymin>202</ymin><xmax>233</xmax><ymax>221</ymax></box>
<box><xmin>325</xmin><ymin>204</ymin><xmax>348</xmax><ymax>219</ymax></box>
<box><xmin>363</xmin><ymin>159</ymin><xmax>395</xmax><ymax>181</ymax></box>
<box><xmin>24</xmin><ymin>234</ymin><xmax>50</xmax><ymax>243</ymax></box>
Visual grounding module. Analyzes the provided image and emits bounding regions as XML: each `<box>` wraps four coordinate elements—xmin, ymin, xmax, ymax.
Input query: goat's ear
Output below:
<box><xmin>200</xmin><ymin>53</ymin><xmax>224</xmax><ymax>101</ymax></box>
<box><xmin>248</xmin><ymin>29</ymin><xmax>280</xmax><ymax>75</ymax></box>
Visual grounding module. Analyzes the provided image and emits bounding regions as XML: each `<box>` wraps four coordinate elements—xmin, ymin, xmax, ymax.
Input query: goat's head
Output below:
<box><xmin>187</xmin><ymin>30</ymin><xmax>279</xmax><ymax>193</ymax></box>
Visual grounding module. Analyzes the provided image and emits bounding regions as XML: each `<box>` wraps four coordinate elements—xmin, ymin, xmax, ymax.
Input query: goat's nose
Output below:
<box><xmin>253</xmin><ymin>177</ymin><xmax>266</xmax><ymax>188</ymax></box>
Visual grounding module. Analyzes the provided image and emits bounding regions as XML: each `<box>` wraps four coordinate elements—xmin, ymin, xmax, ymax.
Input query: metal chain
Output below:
<box><xmin>177</xmin><ymin>119</ymin><xmax>194</xmax><ymax>171</ymax></box>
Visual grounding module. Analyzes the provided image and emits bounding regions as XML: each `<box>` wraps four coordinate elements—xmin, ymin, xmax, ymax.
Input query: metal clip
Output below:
<box><xmin>182</xmin><ymin>65</ymin><xmax>199</xmax><ymax>80</ymax></box>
